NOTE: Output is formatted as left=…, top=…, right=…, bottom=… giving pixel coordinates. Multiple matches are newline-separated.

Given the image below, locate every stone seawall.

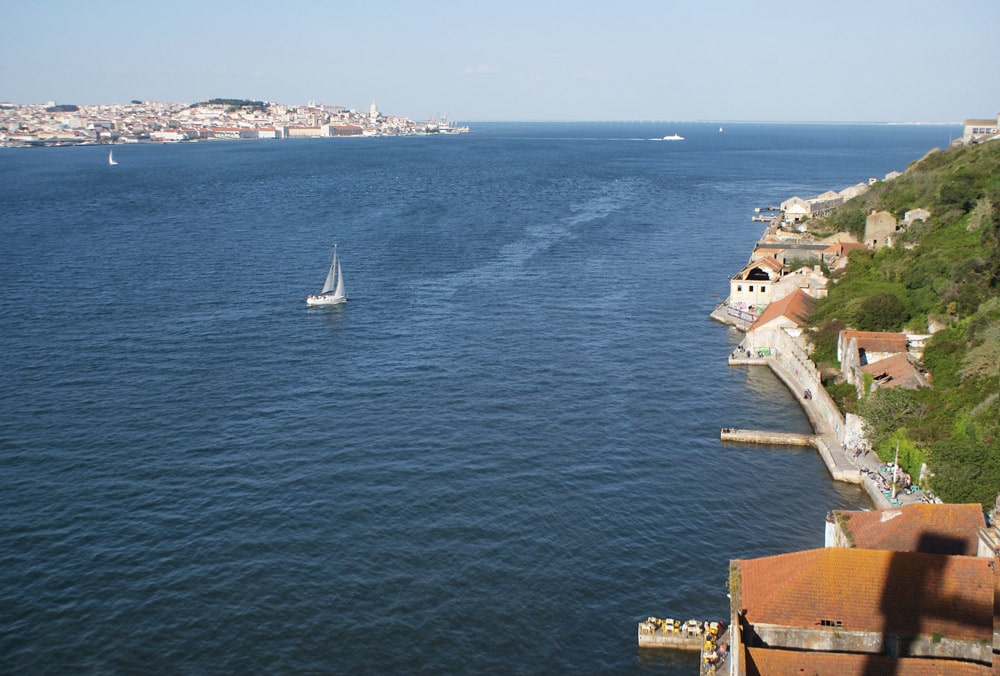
left=731, top=328, right=863, bottom=485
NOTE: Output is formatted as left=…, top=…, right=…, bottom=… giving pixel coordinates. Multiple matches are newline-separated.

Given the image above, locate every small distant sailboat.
left=719, top=126, right=724, bottom=133
left=108, top=149, right=118, bottom=165
left=662, top=133, right=684, bottom=141
left=306, top=245, right=347, bottom=306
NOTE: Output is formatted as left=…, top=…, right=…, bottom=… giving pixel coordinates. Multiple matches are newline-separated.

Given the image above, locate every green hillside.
left=809, top=139, right=1000, bottom=507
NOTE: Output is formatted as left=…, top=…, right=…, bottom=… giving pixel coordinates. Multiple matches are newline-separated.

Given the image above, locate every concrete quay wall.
left=735, top=328, right=862, bottom=485
left=753, top=623, right=992, bottom=664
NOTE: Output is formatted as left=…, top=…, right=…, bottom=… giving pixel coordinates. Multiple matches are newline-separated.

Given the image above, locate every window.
left=819, top=619, right=843, bottom=628
left=761, top=285, right=766, bottom=293
left=749, top=285, right=754, bottom=292
left=737, top=285, right=742, bottom=292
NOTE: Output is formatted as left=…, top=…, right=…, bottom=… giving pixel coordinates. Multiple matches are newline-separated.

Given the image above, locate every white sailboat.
left=108, top=149, right=118, bottom=165
left=306, top=245, right=347, bottom=306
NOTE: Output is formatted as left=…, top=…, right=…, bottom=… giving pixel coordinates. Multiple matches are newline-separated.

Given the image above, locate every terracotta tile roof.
left=736, top=548, right=993, bottom=641
left=749, top=289, right=815, bottom=331
left=860, top=353, right=928, bottom=389
left=842, top=330, right=908, bottom=354
left=835, top=503, right=985, bottom=555
left=745, top=646, right=992, bottom=675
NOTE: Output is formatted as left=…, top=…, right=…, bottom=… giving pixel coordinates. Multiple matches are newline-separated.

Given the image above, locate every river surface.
left=0, top=122, right=957, bottom=672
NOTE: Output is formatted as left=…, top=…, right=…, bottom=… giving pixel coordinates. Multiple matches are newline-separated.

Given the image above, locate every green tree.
left=851, top=292, right=909, bottom=331
left=857, top=387, right=926, bottom=448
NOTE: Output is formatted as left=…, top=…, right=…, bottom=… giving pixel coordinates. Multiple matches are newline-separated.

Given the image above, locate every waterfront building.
left=838, top=182, right=870, bottom=202
left=286, top=126, right=324, bottom=138
left=808, top=190, right=844, bottom=217
left=825, top=503, right=987, bottom=555
left=729, top=256, right=784, bottom=313
left=779, top=191, right=844, bottom=224
left=779, top=196, right=811, bottom=223
left=747, top=289, right=815, bottom=334
left=750, top=240, right=830, bottom=266
left=327, top=124, right=363, bottom=136
left=210, top=127, right=258, bottom=140
left=729, top=547, right=996, bottom=674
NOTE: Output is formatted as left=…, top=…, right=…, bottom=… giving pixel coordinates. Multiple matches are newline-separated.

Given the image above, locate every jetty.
left=637, top=618, right=729, bottom=673
left=720, top=427, right=818, bottom=448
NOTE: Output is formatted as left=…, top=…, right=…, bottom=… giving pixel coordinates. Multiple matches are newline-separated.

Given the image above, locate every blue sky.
left=2, top=0, right=997, bottom=122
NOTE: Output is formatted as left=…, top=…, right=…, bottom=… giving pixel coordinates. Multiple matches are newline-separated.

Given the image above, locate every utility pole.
left=892, top=441, right=899, bottom=500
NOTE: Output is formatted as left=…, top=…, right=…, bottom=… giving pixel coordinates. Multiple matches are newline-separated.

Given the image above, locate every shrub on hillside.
left=857, top=387, right=927, bottom=448
left=850, top=292, right=909, bottom=331
left=937, top=170, right=978, bottom=214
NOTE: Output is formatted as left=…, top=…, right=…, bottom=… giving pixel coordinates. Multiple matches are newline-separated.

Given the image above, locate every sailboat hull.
left=306, top=293, right=346, bottom=306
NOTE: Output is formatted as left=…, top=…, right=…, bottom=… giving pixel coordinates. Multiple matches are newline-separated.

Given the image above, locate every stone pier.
left=720, top=428, right=819, bottom=448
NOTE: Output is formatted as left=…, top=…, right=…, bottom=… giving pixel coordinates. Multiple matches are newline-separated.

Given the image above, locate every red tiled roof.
left=842, top=330, right=908, bottom=354
left=749, top=289, right=815, bottom=331
left=836, top=503, right=985, bottom=555
left=860, top=353, right=928, bottom=389
left=736, top=548, right=993, bottom=640
left=745, top=646, right=992, bottom=675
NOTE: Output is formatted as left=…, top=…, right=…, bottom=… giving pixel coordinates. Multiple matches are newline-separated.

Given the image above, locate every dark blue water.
left=0, top=122, right=956, bottom=673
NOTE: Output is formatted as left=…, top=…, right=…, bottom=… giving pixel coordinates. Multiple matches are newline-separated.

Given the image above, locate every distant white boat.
left=662, top=133, right=684, bottom=141
left=108, top=149, right=118, bottom=165
left=719, top=126, right=724, bottom=133
left=306, top=245, right=347, bottom=306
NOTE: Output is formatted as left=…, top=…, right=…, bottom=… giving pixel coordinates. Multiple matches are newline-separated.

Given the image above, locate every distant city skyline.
left=3, top=0, right=997, bottom=123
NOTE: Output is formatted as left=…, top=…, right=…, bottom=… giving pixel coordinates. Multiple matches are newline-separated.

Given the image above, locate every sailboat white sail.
left=108, top=149, right=118, bottom=165
left=306, top=245, right=347, bottom=306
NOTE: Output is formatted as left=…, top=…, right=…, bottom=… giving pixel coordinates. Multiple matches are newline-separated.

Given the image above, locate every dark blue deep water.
left=0, top=122, right=958, bottom=673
